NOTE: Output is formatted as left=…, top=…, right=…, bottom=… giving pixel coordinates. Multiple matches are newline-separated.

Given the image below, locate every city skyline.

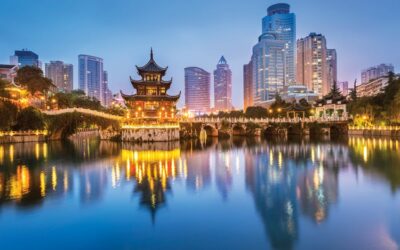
left=1, top=0, right=400, bottom=108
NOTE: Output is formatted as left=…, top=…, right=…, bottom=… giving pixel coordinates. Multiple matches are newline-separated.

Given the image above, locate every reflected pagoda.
left=120, top=49, right=181, bottom=142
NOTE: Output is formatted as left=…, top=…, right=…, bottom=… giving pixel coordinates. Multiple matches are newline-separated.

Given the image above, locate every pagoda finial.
left=150, top=47, right=154, bottom=60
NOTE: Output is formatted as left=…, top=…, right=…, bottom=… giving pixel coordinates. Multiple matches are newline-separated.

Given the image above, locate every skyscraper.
left=338, top=81, right=349, bottom=96
left=10, top=49, right=39, bottom=68
left=297, top=33, right=330, bottom=97
left=78, top=54, right=104, bottom=105
left=45, top=61, right=73, bottom=93
left=184, top=67, right=211, bottom=113
left=361, top=63, right=394, bottom=83
left=326, top=49, right=337, bottom=90
left=262, top=3, right=296, bottom=85
left=252, top=33, right=286, bottom=105
left=243, top=61, right=253, bottom=110
left=214, top=56, right=232, bottom=111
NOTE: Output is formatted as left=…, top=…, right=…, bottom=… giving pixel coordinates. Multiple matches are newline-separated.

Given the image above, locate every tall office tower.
left=252, top=32, right=286, bottom=106
left=10, top=49, right=39, bottom=67
left=45, top=61, right=73, bottom=93
left=338, top=81, right=349, bottom=96
left=78, top=54, right=104, bottom=105
left=243, top=61, right=253, bottom=110
left=102, top=71, right=111, bottom=106
left=262, top=3, right=296, bottom=85
left=326, top=49, right=337, bottom=90
left=297, top=33, right=329, bottom=97
left=361, top=63, right=394, bottom=83
left=184, top=67, right=211, bottom=113
left=214, top=56, right=232, bottom=111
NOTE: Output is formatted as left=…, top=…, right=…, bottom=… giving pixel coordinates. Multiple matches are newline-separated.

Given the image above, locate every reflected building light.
left=269, top=150, right=274, bottom=166
left=9, top=145, right=14, bottom=163
left=278, top=151, right=283, bottom=168
left=52, top=166, right=57, bottom=191
left=236, top=155, right=240, bottom=175
left=40, top=171, right=46, bottom=197
left=0, top=146, right=4, bottom=164
left=184, top=159, right=188, bottom=179
left=116, top=163, right=121, bottom=182
left=126, top=159, right=131, bottom=180
left=35, top=143, right=40, bottom=159
left=64, top=170, right=69, bottom=192
left=43, top=143, right=48, bottom=159
left=171, top=159, right=176, bottom=179
left=363, top=146, right=368, bottom=163
left=111, top=166, right=117, bottom=188
left=311, top=147, right=315, bottom=163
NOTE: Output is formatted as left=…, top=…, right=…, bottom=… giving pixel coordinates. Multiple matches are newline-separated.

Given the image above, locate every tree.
left=245, top=106, right=268, bottom=118
left=15, top=66, right=54, bottom=94
left=328, top=80, right=342, bottom=97
left=0, top=100, right=18, bottom=130
left=350, top=79, right=357, bottom=101
left=13, top=107, right=45, bottom=131
left=0, top=78, right=10, bottom=98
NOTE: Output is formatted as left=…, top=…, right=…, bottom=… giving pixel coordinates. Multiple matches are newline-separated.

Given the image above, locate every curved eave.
left=121, top=91, right=181, bottom=102
left=135, top=60, right=168, bottom=75
left=129, top=77, right=172, bottom=89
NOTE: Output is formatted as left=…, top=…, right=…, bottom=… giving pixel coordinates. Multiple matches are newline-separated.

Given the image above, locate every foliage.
left=15, top=66, right=54, bottom=95
left=0, top=79, right=10, bottom=98
left=0, top=100, right=18, bottom=130
left=13, top=107, right=45, bottom=131
left=54, top=91, right=103, bottom=110
left=349, top=79, right=357, bottom=101
left=245, top=106, right=268, bottom=118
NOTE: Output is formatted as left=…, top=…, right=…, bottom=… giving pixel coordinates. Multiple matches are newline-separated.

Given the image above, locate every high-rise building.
left=326, top=49, right=337, bottom=89
left=214, top=56, right=232, bottom=111
left=252, top=33, right=286, bottom=105
left=297, top=33, right=330, bottom=97
left=184, top=67, right=211, bottom=113
left=45, top=61, right=73, bottom=93
left=78, top=54, right=104, bottom=105
left=262, top=3, right=296, bottom=85
left=243, top=61, right=253, bottom=110
left=361, top=64, right=394, bottom=83
left=338, top=81, right=349, bottom=96
left=10, top=49, right=39, bottom=68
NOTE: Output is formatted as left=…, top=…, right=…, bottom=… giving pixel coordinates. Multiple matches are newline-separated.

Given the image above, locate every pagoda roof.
left=130, top=76, right=172, bottom=89
left=283, top=103, right=308, bottom=112
left=316, top=92, right=347, bottom=105
left=120, top=91, right=181, bottom=102
left=136, top=49, right=167, bottom=76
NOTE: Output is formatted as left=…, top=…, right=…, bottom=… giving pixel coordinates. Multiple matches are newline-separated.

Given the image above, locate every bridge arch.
left=203, top=124, right=218, bottom=137
left=232, top=124, right=246, bottom=136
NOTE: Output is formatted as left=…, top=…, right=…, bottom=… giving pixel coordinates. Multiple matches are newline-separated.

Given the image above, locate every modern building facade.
left=252, top=33, right=286, bottom=106
left=102, top=71, right=113, bottom=107
left=78, top=55, right=104, bottom=105
left=356, top=75, right=399, bottom=97
left=281, top=85, right=319, bottom=103
left=184, top=67, right=211, bottom=113
left=262, top=3, right=296, bottom=85
left=45, top=61, right=73, bottom=93
left=326, top=49, right=337, bottom=90
left=361, top=64, right=394, bottom=83
left=214, top=56, right=232, bottom=111
left=297, top=33, right=330, bottom=97
left=10, top=49, right=40, bottom=68
left=243, top=61, right=253, bottom=110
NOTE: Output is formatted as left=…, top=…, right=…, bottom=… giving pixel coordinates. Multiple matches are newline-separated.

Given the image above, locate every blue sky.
left=1, top=0, right=399, bottom=108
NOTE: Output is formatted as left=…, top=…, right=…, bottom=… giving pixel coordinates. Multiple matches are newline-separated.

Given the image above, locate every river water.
left=0, top=137, right=399, bottom=250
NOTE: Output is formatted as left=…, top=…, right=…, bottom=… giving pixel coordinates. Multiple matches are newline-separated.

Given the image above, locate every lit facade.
left=262, top=3, right=296, bottom=85
left=243, top=61, right=253, bottom=110
left=121, top=49, right=180, bottom=123
left=45, top=61, right=73, bottom=93
left=361, top=63, right=394, bottom=83
left=297, top=33, right=329, bottom=97
left=252, top=33, right=286, bottom=106
left=214, top=56, right=232, bottom=111
left=184, top=67, right=211, bottom=113
left=78, top=55, right=104, bottom=105
left=357, top=76, right=393, bottom=97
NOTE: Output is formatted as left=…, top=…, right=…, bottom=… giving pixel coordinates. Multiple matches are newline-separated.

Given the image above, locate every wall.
left=122, top=128, right=180, bottom=142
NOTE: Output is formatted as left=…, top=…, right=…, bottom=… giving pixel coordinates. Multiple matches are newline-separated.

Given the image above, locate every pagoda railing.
left=182, top=116, right=348, bottom=124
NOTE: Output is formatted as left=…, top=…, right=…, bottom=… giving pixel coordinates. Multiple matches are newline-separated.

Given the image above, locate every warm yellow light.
left=268, top=109, right=273, bottom=114
left=277, top=108, right=282, bottom=113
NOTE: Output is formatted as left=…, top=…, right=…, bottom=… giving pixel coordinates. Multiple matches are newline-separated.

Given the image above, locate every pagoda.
left=120, top=49, right=181, bottom=142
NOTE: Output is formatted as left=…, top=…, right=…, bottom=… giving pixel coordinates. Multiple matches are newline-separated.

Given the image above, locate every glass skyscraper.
left=184, top=67, right=211, bottom=113
left=10, top=49, right=40, bottom=68
left=214, top=56, right=232, bottom=111
left=262, top=3, right=296, bottom=85
left=78, top=55, right=104, bottom=105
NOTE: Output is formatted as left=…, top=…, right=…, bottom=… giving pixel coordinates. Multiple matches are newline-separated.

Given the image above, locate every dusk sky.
left=1, top=0, right=399, bottom=108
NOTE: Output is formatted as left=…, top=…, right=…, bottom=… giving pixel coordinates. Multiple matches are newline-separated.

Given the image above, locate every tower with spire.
left=213, top=56, right=232, bottom=111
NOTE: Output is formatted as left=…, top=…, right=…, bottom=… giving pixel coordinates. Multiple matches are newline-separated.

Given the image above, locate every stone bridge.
left=180, top=117, right=349, bottom=138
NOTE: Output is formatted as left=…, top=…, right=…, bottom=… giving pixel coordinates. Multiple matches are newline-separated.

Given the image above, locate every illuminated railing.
left=183, top=116, right=348, bottom=124
left=42, top=108, right=123, bottom=120
left=349, top=126, right=400, bottom=131
left=121, top=123, right=180, bottom=129
left=0, top=130, right=48, bottom=137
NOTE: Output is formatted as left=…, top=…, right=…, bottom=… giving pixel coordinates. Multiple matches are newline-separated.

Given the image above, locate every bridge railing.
left=184, top=116, right=348, bottom=124
left=42, top=108, right=123, bottom=121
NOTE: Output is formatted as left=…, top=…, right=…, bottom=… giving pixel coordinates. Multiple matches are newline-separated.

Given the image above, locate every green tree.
left=13, top=107, right=45, bottom=131
left=0, top=100, right=18, bottom=130
left=245, top=106, right=268, bottom=118
left=15, top=66, right=54, bottom=94
left=350, top=79, right=357, bottom=101
left=0, top=78, right=10, bottom=98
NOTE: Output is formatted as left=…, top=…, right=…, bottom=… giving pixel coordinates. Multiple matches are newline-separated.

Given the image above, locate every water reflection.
left=0, top=137, right=400, bottom=249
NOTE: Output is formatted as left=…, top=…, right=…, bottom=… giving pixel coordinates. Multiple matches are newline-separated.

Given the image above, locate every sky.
left=1, top=0, right=399, bottom=108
